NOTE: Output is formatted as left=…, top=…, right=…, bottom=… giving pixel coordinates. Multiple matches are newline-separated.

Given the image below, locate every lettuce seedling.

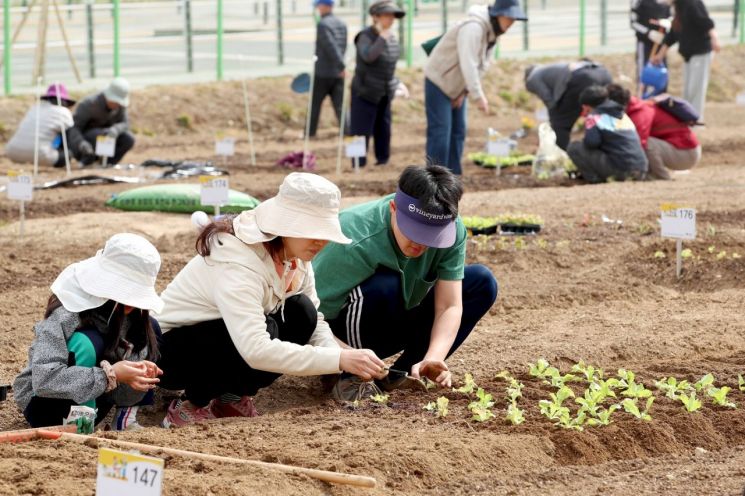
left=622, top=397, right=653, bottom=421
left=694, top=373, right=715, bottom=393
left=453, top=372, right=477, bottom=394
left=681, top=248, right=693, bottom=259
left=617, top=369, right=653, bottom=399
left=539, top=386, right=574, bottom=421
left=679, top=392, right=702, bottom=413
left=468, top=388, right=495, bottom=410
left=423, top=396, right=449, bottom=417
left=370, top=393, right=390, bottom=404
left=505, top=402, right=525, bottom=425
left=739, top=375, right=745, bottom=392
left=586, top=404, right=620, bottom=427
left=654, top=251, right=666, bottom=259
left=716, top=251, right=727, bottom=260
left=654, top=377, right=693, bottom=400
left=589, top=378, right=619, bottom=399
left=572, top=360, right=604, bottom=383
left=706, top=386, right=736, bottom=408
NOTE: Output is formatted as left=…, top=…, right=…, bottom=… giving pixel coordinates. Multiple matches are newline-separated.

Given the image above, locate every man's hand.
left=477, top=96, right=489, bottom=114
left=411, top=359, right=452, bottom=388
left=451, top=94, right=465, bottom=109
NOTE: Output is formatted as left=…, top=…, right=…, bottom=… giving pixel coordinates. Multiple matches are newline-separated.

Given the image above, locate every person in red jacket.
left=607, top=84, right=701, bottom=180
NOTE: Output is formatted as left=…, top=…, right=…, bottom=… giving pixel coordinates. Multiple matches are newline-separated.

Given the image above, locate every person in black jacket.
left=567, top=85, right=648, bottom=184
left=652, top=0, right=719, bottom=121
left=308, top=0, right=347, bottom=138
left=68, top=78, right=135, bottom=166
left=630, top=0, right=672, bottom=92
left=349, top=0, right=405, bottom=168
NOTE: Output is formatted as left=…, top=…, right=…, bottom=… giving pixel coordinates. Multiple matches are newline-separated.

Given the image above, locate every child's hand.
left=112, top=360, right=160, bottom=391
left=140, top=360, right=163, bottom=379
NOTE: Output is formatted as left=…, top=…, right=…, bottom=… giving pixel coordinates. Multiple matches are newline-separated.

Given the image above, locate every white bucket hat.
left=51, top=233, right=164, bottom=313
left=233, top=172, right=352, bottom=245
left=103, top=77, right=130, bottom=107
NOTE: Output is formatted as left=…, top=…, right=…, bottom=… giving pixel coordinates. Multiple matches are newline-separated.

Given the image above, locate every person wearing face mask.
left=630, top=0, right=672, bottom=93
left=312, top=165, right=498, bottom=397
left=349, top=0, right=407, bottom=168
left=423, top=0, right=527, bottom=175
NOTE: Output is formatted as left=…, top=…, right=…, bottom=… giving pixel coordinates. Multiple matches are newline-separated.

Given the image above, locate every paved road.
left=1, top=0, right=741, bottom=93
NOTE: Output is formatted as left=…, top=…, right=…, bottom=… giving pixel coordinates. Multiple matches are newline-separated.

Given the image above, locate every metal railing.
left=1, top=0, right=743, bottom=95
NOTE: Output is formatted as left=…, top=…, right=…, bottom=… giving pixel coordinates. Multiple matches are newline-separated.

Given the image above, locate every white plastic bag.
left=532, top=122, right=572, bottom=179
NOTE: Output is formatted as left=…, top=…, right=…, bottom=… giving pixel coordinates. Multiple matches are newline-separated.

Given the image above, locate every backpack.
left=655, top=96, right=700, bottom=125
left=421, top=35, right=442, bottom=56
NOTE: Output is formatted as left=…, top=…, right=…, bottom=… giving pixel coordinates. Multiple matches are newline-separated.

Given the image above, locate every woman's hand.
left=112, top=360, right=161, bottom=391
left=411, top=359, right=452, bottom=388
left=339, top=348, right=387, bottom=381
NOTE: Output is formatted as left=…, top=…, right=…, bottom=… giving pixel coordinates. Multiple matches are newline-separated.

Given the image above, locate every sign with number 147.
left=96, top=447, right=163, bottom=496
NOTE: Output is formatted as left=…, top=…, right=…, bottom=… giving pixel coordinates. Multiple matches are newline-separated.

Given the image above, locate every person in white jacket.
left=156, top=173, right=387, bottom=427
left=423, top=0, right=526, bottom=175
left=5, top=83, right=75, bottom=168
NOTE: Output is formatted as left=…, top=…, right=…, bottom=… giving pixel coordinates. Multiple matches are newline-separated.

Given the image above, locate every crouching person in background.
left=13, top=234, right=164, bottom=431
left=567, top=85, right=649, bottom=183
left=155, top=173, right=387, bottom=427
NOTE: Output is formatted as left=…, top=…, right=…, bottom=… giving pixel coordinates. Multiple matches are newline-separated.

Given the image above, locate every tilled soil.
left=1, top=49, right=745, bottom=495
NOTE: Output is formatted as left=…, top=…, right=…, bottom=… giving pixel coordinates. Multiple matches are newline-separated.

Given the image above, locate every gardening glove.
left=394, top=82, right=410, bottom=99
left=647, top=29, right=664, bottom=45
left=105, top=127, right=119, bottom=139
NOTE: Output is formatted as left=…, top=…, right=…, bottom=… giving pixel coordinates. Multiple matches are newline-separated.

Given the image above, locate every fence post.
left=263, top=2, right=268, bottom=24
left=579, top=0, right=586, bottom=57
left=398, top=0, right=404, bottom=60
left=441, top=0, right=447, bottom=33
left=86, top=0, right=95, bottom=78
left=600, top=0, right=607, bottom=46
left=3, top=0, right=10, bottom=95
left=113, top=0, right=120, bottom=76
left=522, top=0, right=528, bottom=51
left=277, top=0, right=284, bottom=65
left=406, top=0, right=413, bottom=67
left=217, top=0, right=223, bottom=80
left=740, top=0, right=744, bottom=44
left=361, top=0, right=368, bottom=30
left=184, top=0, right=193, bottom=72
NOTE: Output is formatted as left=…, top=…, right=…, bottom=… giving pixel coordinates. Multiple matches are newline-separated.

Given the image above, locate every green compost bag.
left=106, top=183, right=260, bottom=215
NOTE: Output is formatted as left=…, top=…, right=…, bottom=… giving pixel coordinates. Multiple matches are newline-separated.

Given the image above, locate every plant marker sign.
left=737, top=92, right=745, bottom=107
left=95, top=136, right=116, bottom=168
left=96, top=447, right=163, bottom=496
left=199, top=176, right=229, bottom=217
left=215, top=137, right=236, bottom=165
left=7, top=170, right=33, bottom=238
left=486, top=133, right=512, bottom=177
left=660, top=203, right=696, bottom=279
left=345, top=136, right=366, bottom=173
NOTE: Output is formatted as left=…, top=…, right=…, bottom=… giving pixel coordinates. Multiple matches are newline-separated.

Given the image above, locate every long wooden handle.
left=37, top=430, right=376, bottom=488
left=0, top=425, right=77, bottom=444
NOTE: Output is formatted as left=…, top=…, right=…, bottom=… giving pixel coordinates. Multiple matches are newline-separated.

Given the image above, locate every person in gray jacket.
left=424, top=0, right=526, bottom=175
left=308, top=0, right=347, bottom=138
left=13, top=233, right=164, bottom=431
left=525, top=60, right=612, bottom=151
left=68, top=78, right=135, bottom=166
left=349, top=0, right=405, bottom=168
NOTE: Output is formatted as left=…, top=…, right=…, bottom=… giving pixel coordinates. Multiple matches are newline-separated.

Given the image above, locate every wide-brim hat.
left=233, top=172, right=352, bottom=245
left=41, top=83, right=76, bottom=106
left=394, top=188, right=456, bottom=249
left=369, top=0, right=405, bottom=18
left=103, top=77, right=130, bottom=107
left=488, top=0, right=527, bottom=21
left=51, top=233, right=164, bottom=313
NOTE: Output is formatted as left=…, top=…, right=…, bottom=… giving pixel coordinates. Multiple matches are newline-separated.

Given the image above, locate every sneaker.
left=114, top=406, right=144, bottom=431
left=331, top=374, right=383, bottom=403
left=160, top=398, right=216, bottom=428
left=375, top=368, right=428, bottom=392
left=210, top=396, right=260, bottom=418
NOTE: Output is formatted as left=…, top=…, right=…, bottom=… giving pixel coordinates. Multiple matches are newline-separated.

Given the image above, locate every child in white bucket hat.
left=13, top=233, right=164, bottom=431
left=155, top=172, right=388, bottom=427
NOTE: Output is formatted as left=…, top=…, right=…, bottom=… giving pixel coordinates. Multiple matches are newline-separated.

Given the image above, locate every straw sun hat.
left=51, top=233, right=164, bottom=313
left=233, top=172, right=352, bottom=245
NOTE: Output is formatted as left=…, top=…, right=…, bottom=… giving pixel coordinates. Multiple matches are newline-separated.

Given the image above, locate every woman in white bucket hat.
left=155, top=172, right=387, bottom=427
left=13, top=233, right=164, bottom=431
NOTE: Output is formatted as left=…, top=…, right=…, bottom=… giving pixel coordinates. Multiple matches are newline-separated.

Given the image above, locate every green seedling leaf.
left=370, top=393, right=389, bottom=404
left=453, top=372, right=477, bottom=394
left=590, top=378, right=618, bottom=400
left=654, top=250, right=666, bottom=259
left=654, top=376, right=692, bottom=400
left=707, top=386, right=736, bottom=408
left=739, top=375, right=745, bottom=392
left=471, top=405, right=495, bottom=422
left=505, top=402, right=525, bottom=425
left=622, top=398, right=652, bottom=421
left=528, top=358, right=551, bottom=378
left=694, top=373, right=715, bottom=392
left=550, top=373, right=579, bottom=388
left=680, top=391, right=702, bottom=413
left=733, top=253, right=742, bottom=259
left=716, top=251, right=727, bottom=260
left=681, top=248, right=693, bottom=259
left=424, top=396, right=449, bottom=417
left=572, top=361, right=604, bottom=382
left=707, top=245, right=716, bottom=254
left=468, top=388, right=495, bottom=410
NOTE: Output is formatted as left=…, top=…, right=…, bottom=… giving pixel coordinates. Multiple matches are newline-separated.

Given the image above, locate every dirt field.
left=1, top=47, right=745, bottom=495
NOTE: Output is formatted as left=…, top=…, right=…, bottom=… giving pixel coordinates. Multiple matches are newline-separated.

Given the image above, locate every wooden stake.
left=37, top=430, right=376, bottom=488
left=50, top=0, right=82, bottom=83
left=32, top=0, right=50, bottom=84
left=676, top=239, right=682, bottom=279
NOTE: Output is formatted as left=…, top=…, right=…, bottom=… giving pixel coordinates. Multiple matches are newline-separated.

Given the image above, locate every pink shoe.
left=210, top=396, right=260, bottom=418
left=161, top=399, right=216, bottom=428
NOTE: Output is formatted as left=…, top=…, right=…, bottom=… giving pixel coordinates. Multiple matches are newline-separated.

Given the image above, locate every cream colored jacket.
left=155, top=233, right=341, bottom=376
left=424, top=5, right=496, bottom=101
